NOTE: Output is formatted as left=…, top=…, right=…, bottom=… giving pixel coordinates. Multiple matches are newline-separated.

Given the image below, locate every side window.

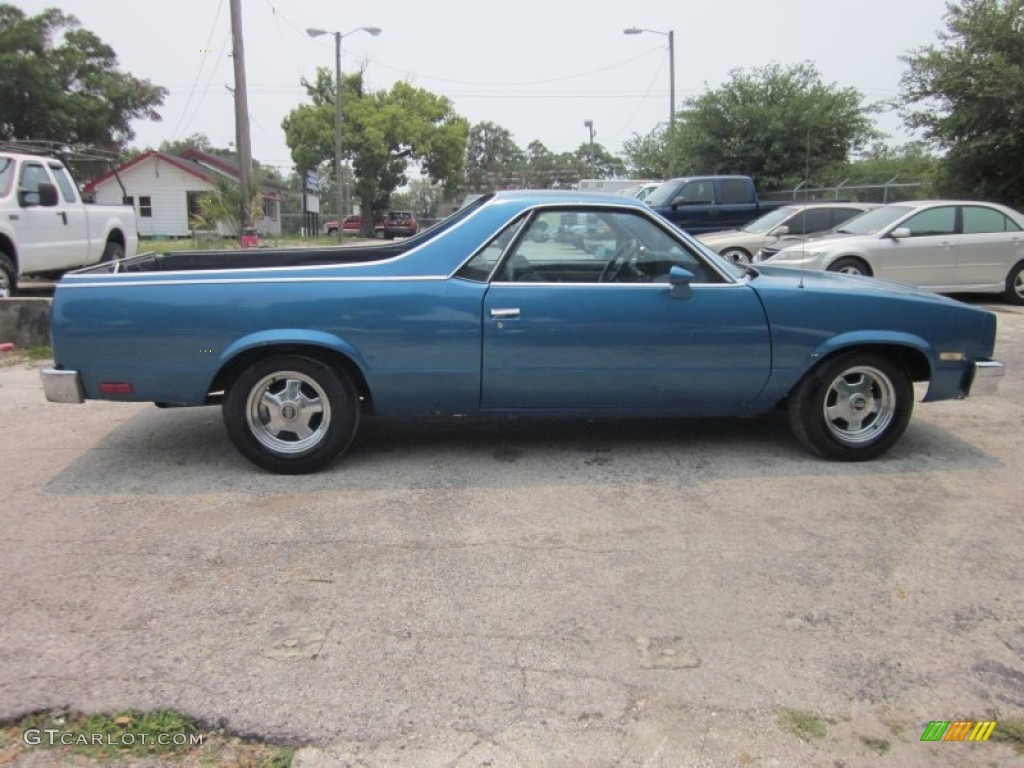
left=801, top=208, right=834, bottom=234
left=901, top=207, right=955, bottom=237
left=785, top=212, right=809, bottom=235
left=455, top=215, right=527, bottom=282
left=962, top=206, right=1020, bottom=234
left=677, top=181, right=714, bottom=205
left=19, top=163, right=49, bottom=193
left=718, top=179, right=750, bottom=205
left=0, top=158, right=13, bottom=197
left=490, top=208, right=721, bottom=285
left=48, top=164, right=78, bottom=203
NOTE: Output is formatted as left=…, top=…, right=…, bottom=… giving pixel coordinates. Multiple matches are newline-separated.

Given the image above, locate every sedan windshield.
left=742, top=206, right=797, bottom=234
left=834, top=205, right=912, bottom=235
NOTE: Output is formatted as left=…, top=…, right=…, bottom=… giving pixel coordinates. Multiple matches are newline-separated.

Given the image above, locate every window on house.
left=139, top=195, right=152, bottom=218
left=262, top=197, right=277, bottom=221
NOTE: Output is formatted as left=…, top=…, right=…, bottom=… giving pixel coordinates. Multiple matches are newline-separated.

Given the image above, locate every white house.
left=83, top=148, right=286, bottom=238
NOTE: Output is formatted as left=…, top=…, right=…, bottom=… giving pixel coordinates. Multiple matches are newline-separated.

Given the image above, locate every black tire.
left=828, top=257, right=872, bottom=277
left=101, top=240, right=125, bottom=263
left=223, top=355, right=360, bottom=474
left=0, top=252, right=16, bottom=298
left=720, top=247, right=751, bottom=264
left=326, top=227, right=338, bottom=236
left=1005, top=262, right=1024, bottom=305
left=788, top=352, right=913, bottom=461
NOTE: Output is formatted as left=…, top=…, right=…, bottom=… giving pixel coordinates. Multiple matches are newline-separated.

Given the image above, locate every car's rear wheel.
left=1005, top=262, right=1024, bottom=305
left=828, top=257, right=872, bottom=277
left=0, top=252, right=16, bottom=298
left=720, top=247, right=751, bottom=264
left=326, top=227, right=338, bottom=236
left=223, top=355, right=360, bottom=474
left=788, top=352, right=913, bottom=461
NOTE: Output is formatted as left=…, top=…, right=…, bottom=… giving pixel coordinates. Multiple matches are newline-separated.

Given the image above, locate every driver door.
left=477, top=209, right=771, bottom=412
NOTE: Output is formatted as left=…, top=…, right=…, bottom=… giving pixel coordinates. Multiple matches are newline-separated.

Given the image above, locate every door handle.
left=490, top=308, right=520, bottom=319
left=57, top=211, right=67, bottom=225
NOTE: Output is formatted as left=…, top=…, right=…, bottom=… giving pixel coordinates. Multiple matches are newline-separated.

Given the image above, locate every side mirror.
left=668, top=265, right=695, bottom=299
left=18, top=181, right=59, bottom=208
left=890, top=227, right=911, bottom=239
left=772, top=225, right=790, bottom=236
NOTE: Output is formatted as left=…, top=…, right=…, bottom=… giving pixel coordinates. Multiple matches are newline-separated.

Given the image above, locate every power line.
left=168, top=0, right=225, bottom=141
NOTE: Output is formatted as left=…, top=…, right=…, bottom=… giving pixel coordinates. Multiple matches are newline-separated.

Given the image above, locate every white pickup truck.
left=0, top=149, right=138, bottom=297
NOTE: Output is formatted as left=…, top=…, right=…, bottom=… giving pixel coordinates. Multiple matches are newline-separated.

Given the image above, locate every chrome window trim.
left=58, top=275, right=449, bottom=289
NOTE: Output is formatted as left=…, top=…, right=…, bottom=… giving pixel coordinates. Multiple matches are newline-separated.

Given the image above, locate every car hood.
left=749, top=264, right=958, bottom=303
left=769, top=231, right=875, bottom=257
left=697, top=229, right=744, bottom=242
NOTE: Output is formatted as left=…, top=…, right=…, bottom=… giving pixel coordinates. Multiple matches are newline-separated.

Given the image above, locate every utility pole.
left=229, top=0, right=254, bottom=234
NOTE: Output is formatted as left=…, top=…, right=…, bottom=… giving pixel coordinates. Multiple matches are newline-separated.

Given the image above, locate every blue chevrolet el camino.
left=42, top=191, right=1004, bottom=473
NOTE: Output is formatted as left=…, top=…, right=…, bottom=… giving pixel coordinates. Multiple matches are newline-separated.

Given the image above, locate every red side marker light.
left=98, top=382, right=134, bottom=394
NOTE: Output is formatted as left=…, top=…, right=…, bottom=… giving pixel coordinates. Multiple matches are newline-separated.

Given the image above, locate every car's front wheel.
left=1005, top=262, right=1024, bottom=305
left=828, top=257, right=872, bottom=277
left=788, top=352, right=913, bottom=461
left=720, top=247, right=751, bottom=264
left=223, top=355, right=360, bottom=474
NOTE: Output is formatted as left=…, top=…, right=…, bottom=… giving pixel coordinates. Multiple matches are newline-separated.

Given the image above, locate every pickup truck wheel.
left=788, top=352, right=913, bottom=461
left=0, top=253, right=15, bottom=298
left=101, top=241, right=125, bottom=263
left=223, top=355, right=360, bottom=474
left=720, top=247, right=751, bottom=265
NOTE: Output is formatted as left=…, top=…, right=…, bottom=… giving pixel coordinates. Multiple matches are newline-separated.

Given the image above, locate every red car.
left=324, top=212, right=419, bottom=239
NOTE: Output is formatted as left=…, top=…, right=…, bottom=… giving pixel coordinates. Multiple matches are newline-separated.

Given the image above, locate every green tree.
left=465, top=121, right=525, bottom=192
left=622, top=127, right=669, bottom=179
left=189, top=174, right=262, bottom=237
left=839, top=142, right=940, bottom=200
left=282, top=69, right=468, bottom=236
left=0, top=4, right=166, bottom=150
left=668, top=62, right=877, bottom=189
left=574, top=142, right=627, bottom=179
left=900, top=0, right=1024, bottom=208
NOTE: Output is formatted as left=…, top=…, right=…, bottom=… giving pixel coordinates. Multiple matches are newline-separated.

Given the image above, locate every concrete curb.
left=0, top=298, right=52, bottom=347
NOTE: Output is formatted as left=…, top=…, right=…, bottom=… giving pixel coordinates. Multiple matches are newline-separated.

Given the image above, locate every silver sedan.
left=761, top=200, right=1024, bottom=304
left=698, top=202, right=875, bottom=264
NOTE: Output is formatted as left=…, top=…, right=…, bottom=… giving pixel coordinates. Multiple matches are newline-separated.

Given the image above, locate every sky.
left=15, top=0, right=954, bottom=175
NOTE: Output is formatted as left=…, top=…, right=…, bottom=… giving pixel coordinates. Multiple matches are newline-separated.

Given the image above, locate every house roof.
left=83, top=148, right=288, bottom=196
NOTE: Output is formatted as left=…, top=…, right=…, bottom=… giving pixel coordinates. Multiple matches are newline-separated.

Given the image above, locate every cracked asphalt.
left=1, top=303, right=1022, bottom=766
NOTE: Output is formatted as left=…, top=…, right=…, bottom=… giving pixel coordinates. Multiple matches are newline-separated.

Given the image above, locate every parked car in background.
left=644, top=175, right=790, bottom=235
left=698, top=202, right=876, bottom=264
left=760, top=200, right=1024, bottom=303
left=0, top=146, right=137, bottom=296
left=43, top=190, right=1003, bottom=474
left=383, top=210, right=418, bottom=238
left=621, top=182, right=661, bottom=202
left=323, top=214, right=385, bottom=237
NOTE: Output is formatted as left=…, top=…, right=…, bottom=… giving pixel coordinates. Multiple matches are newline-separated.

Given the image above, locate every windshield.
left=743, top=206, right=797, bottom=234
left=0, top=157, right=13, bottom=197
left=834, top=205, right=912, bottom=235
left=643, top=180, right=682, bottom=207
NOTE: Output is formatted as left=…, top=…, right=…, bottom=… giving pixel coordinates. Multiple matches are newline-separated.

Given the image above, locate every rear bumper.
left=40, top=368, right=84, bottom=403
left=968, top=359, right=1004, bottom=397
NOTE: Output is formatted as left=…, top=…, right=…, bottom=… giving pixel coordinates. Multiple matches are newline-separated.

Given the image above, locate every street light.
left=306, top=25, right=382, bottom=240
left=624, top=26, right=675, bottom=178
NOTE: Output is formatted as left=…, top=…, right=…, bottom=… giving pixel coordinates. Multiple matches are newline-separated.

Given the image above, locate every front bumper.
left=40, top=368, right=84, bottom=403
left=969, top=360, right=1004, bottom=397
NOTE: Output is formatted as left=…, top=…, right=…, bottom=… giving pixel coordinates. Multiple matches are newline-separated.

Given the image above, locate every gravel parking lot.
left=1, top=304, right=1022, bottom=767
